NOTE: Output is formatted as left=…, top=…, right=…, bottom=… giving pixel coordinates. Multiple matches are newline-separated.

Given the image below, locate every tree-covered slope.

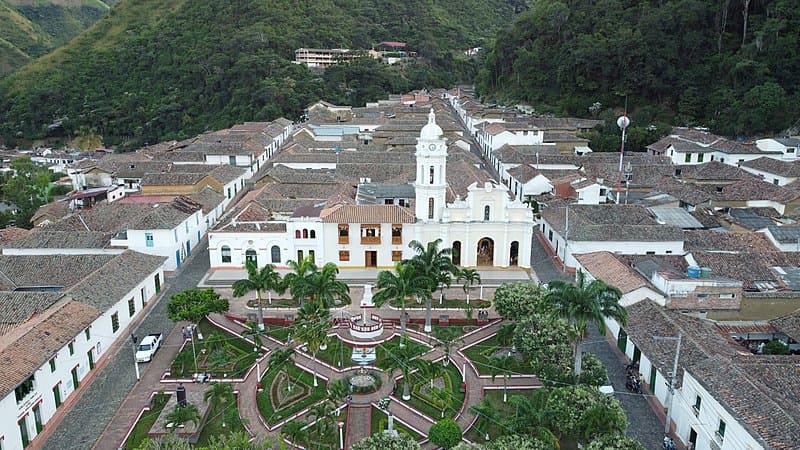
left=0, top=0, right=110, bottom=77
left=0, top=0, right=516, bottom=148
left=478, top=0, right=800, bottom=137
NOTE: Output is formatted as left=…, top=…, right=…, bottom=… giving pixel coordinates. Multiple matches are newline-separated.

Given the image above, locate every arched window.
left=302, top=229, right=309, bottom=239
left=221, top=246, right=231, bottom=263
left=271, top=245, right=281, bottom=263
left=484, top=205, right=490, bottom=221
left=428, top=198, right=435, bottom=219
left=245, top=249, right=257, bottom=265
left=310, top=230, right=316, bottom=238
left=429, top=166, right=435, bottom=184
left=295, top=230, right=301, bottom=239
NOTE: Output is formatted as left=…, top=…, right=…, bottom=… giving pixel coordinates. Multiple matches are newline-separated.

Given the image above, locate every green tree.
left=350, top=432, right=421, bottom=450
left=763, top=339, right=790, bottom=355
left=578, top=353, right=608, bottom=387
left=430, top=386, right=453, bottom=418
left=428, top=418, right=462, bottom=449
left=489, top=355, right=515, bottom=402
left=382, top=339, right=423, bottom=400
left=268, top=348, right=296, bottom=392
left=166, top=288, right=229, bottom=325
left=485, top=434, right=554, bottom=450
left=285, top=257, right=350, bottom=308
left=232, top=260, right=284, bottom=330
left=584, top=434, right=645, bottom=450
left=493, top=282, right=549, bottom=319
left=293, top=301, right=331, bottom=387
left=203, top=382, right=234, bottom=428
left=513, top=314, right=573, bottom=386
left=546, top=271, right=626, bottom=377
left=458, top=268, right=481, bottom=304
left=545, top=385, right=626, bottom=443
left=433, top=327, right=463, bottom=365
left=504, top=392, right=558, bottom=447
left=281, top=419, right=308, bottom=448
left=407, top=239, right=458, bottom=331
left=373, top=261, right=432, bottom=340
left=164, top=403, right=201, bottom=431
left=327, top=378, right=350, bottom=415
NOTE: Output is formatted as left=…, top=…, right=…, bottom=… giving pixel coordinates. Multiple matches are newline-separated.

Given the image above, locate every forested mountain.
left=0, top=0, right=516, bottom=149
left=478, top=0, right=800, bottom=137
left=0, top=0, right=112, bottom=77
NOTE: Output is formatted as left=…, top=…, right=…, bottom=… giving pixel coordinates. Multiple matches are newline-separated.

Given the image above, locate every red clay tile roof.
left=574, top=252, right=647, bottom=294
left=321, top=204, right=415, bottom=223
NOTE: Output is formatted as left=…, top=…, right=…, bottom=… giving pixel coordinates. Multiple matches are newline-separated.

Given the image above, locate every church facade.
left=208, top=109, right=534, bottom=270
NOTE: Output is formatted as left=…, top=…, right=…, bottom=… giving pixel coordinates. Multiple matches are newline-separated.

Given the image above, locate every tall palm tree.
left=407, top=239, right=458, bottom=331
left=382, top=340, right=423, bottom=400
left=232, top=261, right=285, bottom=330
left=327, top=378, right=349, bottom=416
left=418, top=359, right=446, bottom=389
left=458, top=268, right=481, bottom=304
left=294, top=301, right=331, bottom=387
left=373, top=261, right=432, bottom=341
left=203, top=382, right=234, bottom=428
left=281, top=419, right=308, bottom=448
left=309, top=401, right=335, bottom=436
left=165, top=403, right=201, bottom=431
left=546, top=270, right=627, bottom=377
left=285, top=257, right=351, bottom=308
left=268, top=348, right=296, bottom=391
left=506, top=392, right=559, bottom=448
left=489, top=355, right=515, bottom=402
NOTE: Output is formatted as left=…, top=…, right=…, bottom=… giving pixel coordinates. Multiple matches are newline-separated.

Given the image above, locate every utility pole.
left=562, top=205, right=569, bottom=272
left=130, top=334, right=140, bottom=381
left=653, top=333, right=682, bottom=435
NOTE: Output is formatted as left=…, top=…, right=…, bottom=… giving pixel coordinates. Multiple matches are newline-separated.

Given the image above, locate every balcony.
left=361, top=236, right=381, bottom=245
left=392, top=236, right=402, bottom=245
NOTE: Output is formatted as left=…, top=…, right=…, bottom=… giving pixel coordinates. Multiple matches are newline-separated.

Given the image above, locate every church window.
left=484, top=205, right=491, bottom=221
left=271, top=246, right=281, bottom=263
left=295, top=230, right=301, bottom=239
left=429, top=167, right=435, bottom=184
left=310, top=230, right=316, bottom=238
left=302, top=229, right=308, bottom=238
left=221, top=246, right=231, bottom=263
left=428, top=198, right=435, bottom=219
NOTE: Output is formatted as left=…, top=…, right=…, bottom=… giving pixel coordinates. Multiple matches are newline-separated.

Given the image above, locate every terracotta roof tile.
left=573, top=252, right=647, bottom=293
left=321, top=204, right=415, bottom=223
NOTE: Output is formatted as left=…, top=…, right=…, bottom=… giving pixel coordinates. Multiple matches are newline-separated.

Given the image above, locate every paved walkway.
left=530, top=230, right=572, bottom=284
left=34, top=243, right=211, bottom=450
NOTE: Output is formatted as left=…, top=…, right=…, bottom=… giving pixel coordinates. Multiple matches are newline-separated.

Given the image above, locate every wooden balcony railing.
left=338, top=236, right=349, bottom=244
left=361, top=236, right=381, bottom=245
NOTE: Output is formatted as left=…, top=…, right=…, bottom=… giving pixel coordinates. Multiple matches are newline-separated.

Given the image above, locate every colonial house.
left=650, top=128, right=782, bottom=166
left=605, top=300, right=800, bottom=450
left=538, top=204, right=684, bottom=270
left=739, top=157, right=800, bottom=186
left=573, top=252, right=664, bottom=306
left=0, top=251, right=166, bottom=449
left=754, top=137, right=800, bottom=159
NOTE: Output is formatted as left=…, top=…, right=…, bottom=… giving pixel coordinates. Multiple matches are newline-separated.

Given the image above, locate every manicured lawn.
left=401, top=362, right=465, bottom=420
left=169, top=319, right=259, bottom=379
left=314, top=336, right=357, bottom=368
left=465, top=389, right=537, bottom=442
left=122, top=393, right=170, bottom=449
left=256, top=363, right=328, bottom=425
left=196, top=395, right=247, bottom=445
left=376, top=337, right=431, bottom=370
left=431, top=324, right=476, bottom=341
left=461, top=335, right=535, bottom=375
left=262, top=323, right=293, bottom=343
left=370, top=406, right=426, bottom=441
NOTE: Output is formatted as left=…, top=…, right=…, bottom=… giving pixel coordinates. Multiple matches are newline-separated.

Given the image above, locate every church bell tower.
left=414, top=108, right=448, bottom=222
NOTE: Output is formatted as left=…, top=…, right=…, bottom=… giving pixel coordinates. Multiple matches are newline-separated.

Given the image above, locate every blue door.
left=186, top=240, right=191, bottom=256
left=175, top=250, right=181, bottom=269
left=197, top=230, right=201, bottom=243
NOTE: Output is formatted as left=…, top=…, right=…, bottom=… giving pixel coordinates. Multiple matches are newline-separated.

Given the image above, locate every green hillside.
left=0, top=0, right=516, bottom=148
left=0, top=0, right=110, bottom=77
left=478, top=0, right=800, bottom=137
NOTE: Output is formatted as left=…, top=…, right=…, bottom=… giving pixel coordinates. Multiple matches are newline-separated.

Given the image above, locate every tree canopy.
left=166, top=288, right=229, bottom=324
left=350, top=432, right=421, bottom=450
left=428, top=418, right=463, bottom=449
left=478, top=0, right=800, bottom=137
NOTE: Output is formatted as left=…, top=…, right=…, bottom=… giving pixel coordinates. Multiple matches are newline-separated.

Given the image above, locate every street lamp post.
left=616, top=114, right=631, bottom=204
left=130, top=334, right=140, bottom=381
left=654, top=333, right=683, bottom=435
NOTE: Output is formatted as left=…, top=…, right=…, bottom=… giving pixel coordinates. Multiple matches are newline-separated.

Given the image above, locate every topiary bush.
left=428, top=418, right=462, bottom=449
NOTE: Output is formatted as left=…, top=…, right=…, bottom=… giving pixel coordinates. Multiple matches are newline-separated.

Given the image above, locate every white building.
left=0, top=251, right=166, bottom=450
left=605, top=300, right=800, bottom=450
left=207, top=109, right=536, bottom=270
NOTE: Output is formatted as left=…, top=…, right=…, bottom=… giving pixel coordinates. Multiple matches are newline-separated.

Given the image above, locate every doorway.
left=452, top=241, right=461, bottom=266
left=476, top=238, right=494, bottom=266
left=365, top=251, right=377, bottom=268
left=689, top=428, right=697, bottom=449
left=246, top=249, right=257, bottom=265
left=509, top=241, right=519, bottom=266
left=87, top=349, right=95, bottom=370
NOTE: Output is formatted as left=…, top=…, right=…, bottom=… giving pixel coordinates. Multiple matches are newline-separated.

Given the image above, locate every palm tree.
left=489, top=355, right=515, bottom=402
left=281, top=419, right=308, bottom=448
left=382, top=340, right=423, bottom=400
left=373, top=261, right=432, bottom=341
left=309, top=401, right=335, bottom=436
left=243, top=321, right=264, bottom=353
left=468, top=397, right=500, bottom=440
left=407, top=239, right=458, bottom=331
left=327, top=378, right=350, bottom=416
left=506, top=392, right=559, bottom=448
left=458, top=268, right=481, bottom=304
left=268, top=348, right=296, bottom=392
left=433, top=328, right=462, bottom=366
left=204, top=382, right=234, bottom=428
left=294, top=301, right=332, bottom=387
left=285, top=258, right=351, bottom=308
left=497, top=322, right=516, bottom=352
left=165, top=403, right=201, bottom=431
left=232, top=261, right=285, bottom=330
left=418, top=359, right=446, bottom=389
left=546, top=270, right=627, bottom=377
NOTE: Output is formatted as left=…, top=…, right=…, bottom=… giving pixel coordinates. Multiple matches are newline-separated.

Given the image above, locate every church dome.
left=420, top=108, right=443, bottom=140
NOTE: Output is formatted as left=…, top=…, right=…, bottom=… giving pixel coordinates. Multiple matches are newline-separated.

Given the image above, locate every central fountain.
left=349, top=284, right=384, bottom=339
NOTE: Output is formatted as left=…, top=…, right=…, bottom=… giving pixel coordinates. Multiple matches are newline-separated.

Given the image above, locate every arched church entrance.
left=477, top=238, right=494, bottom=266
left=510, top=241, right=519, bottom=266
left=452, top=241, right=462, bottom=266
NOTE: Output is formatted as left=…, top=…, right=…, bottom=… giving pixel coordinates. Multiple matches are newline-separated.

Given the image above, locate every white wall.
left=209, top=231, right=293, bottom=268
left=111, top=210, right=205, bottom=270
left=740, top=166, right=797, bottom=186
left=322, top=222, right=409, bottom=268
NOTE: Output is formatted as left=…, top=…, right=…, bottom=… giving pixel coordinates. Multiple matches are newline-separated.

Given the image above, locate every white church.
left=208, top=109, right=535, bottom=270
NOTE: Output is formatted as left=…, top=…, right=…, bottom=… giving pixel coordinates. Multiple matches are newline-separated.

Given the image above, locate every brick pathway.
left=344, top=405, right=372, bottom=448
